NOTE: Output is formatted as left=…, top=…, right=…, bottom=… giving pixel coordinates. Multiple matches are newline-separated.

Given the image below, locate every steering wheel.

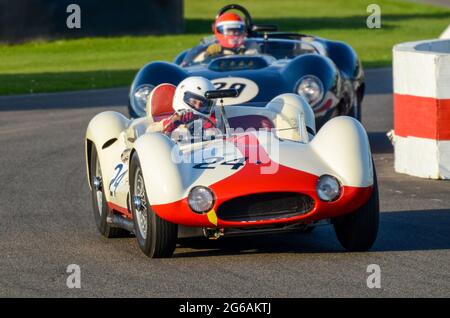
left=185, top=114, right=218, bottom=138
left=215, top=4, right=254, bottom=36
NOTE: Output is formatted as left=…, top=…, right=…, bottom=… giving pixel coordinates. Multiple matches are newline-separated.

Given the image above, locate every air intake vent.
left=217, top=192, right=314, bottom=222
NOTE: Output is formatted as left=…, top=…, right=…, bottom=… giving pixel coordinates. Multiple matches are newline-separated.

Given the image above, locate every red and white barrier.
left=392, top=39, right=450, bottom=179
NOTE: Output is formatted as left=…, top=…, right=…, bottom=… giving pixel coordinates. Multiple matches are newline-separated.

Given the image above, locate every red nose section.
left=150, top=132, right=373, bottom=227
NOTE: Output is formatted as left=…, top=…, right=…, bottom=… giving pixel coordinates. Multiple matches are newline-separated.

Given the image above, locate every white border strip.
left=393, top=39, right=450, bottom=99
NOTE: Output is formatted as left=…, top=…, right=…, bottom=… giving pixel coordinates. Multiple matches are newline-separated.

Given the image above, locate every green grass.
left=1, top=0, right=449, bottom=95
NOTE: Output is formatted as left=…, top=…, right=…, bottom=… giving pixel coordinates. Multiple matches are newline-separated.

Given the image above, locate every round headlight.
left=296, top=75, right=324, bottom=107
left=133, top=84, right=154, bottom=113
left=316, top=175, right=341, bottom=202
left=188, top=186, right=215, bottom=213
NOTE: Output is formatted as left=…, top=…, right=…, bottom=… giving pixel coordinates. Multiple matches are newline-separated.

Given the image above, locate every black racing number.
left=229, top=83, right=246, bottom=96
left=213, top=82, right=246, bottom=97
left=192, top=156, right=223, bottom=169
left=193, top=157, right=246, bottom=170
left=220, top=157, right=246, bottom=170
left=213, top=82, right=227, bottom=90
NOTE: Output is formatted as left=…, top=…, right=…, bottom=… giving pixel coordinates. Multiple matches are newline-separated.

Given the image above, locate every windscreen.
left=181, top=38, right=319, bottom=67
left=170, top=100, right=312, bottom=145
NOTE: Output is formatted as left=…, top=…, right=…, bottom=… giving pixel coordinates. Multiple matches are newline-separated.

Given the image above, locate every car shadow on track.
left=373, top=209, right=450, bottom=252
left=173, top=209, right=450, bottom=258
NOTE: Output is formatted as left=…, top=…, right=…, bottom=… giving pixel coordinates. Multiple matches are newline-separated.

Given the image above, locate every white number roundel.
left=211, top=77, right=259, bottom=105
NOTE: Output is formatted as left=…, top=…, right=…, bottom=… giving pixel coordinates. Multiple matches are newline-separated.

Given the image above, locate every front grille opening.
left=217, top=192, right=315, bottom=222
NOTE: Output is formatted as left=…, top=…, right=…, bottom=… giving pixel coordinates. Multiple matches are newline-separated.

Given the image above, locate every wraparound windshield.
left=181, top=38, right=320, bottom=67
left=169, top=101, right=311, bottom=146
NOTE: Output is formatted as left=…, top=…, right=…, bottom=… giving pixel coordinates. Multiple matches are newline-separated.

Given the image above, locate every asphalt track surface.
left=0, top=68, right=449, bottom=297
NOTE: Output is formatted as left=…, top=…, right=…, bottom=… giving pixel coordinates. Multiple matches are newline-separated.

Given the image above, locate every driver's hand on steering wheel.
left=173, top=110, right=194, bottom=124
left=162, top=110, right=194, bottom=135
left=206, top=43, right=222, bottom=56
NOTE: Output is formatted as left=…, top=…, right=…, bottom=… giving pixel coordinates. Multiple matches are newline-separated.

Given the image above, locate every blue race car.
left=128, top=4, right=364, bottom=128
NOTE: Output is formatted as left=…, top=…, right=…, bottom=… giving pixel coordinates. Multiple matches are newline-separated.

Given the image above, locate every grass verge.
left=1, top=0, right=449, bottom=95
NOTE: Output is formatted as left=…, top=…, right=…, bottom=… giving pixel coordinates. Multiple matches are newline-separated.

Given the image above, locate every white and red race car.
left=85, top=84, right=379, bottom=258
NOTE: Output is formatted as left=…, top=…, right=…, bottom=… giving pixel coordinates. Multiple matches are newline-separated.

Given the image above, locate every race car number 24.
left=192, top=156, right=247, bottom=170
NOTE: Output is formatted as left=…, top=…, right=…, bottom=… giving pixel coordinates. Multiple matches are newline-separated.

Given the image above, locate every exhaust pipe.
left=107, top=213, right=134, bottom=233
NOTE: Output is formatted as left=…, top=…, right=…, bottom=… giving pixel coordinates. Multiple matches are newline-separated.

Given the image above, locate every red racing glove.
left=177, top=110, right=194, bottom=124
left=162, top=111, right=194, bottom=134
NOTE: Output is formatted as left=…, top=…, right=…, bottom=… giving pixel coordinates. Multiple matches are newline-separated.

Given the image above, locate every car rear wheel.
left=90, top=144, right=128, bottom=238
left=332, top=163, right=379, bottom=251
left=129, top=152, right=177, bottom=258
left=352, top=85, right=364, bottom=121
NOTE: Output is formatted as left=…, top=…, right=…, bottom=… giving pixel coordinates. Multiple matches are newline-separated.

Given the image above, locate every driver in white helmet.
left=147, top=76, right=217, bottom=135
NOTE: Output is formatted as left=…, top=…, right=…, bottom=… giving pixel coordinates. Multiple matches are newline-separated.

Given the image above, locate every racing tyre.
left=90, top=144, right=128, bottom=238
left=355, top=99, right=362, bottom=122
left=302, top=225, right=316, bottom=233
left=352, top=86, right=364, bottom=122
left=350, top=98, right=362, bottom=122
left=333, top=163, right=379, bottom=251
left=129, top=152, right=178, bottom=258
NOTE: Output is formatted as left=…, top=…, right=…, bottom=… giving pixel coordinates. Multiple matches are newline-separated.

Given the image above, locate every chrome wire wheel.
left=133, top=167, right=148, bottom=240
left=94, top=159, right=103, bottom=216
left=129, top=152, right=177, bottom=258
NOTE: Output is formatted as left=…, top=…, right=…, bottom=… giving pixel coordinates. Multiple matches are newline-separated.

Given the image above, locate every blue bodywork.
left=128, top=36, right=364, bottom=128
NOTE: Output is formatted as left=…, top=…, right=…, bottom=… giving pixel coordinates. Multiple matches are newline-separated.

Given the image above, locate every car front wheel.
left=129, top=152, right=177, bottom=258
left=332, top=163, right=379, bottom=251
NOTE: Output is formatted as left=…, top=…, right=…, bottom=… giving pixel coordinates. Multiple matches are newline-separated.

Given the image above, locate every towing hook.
left=203, top=228, right=224, bottom=240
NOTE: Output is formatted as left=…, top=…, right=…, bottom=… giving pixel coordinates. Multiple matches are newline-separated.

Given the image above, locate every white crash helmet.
left=173, top=76, right=216, bottom=116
